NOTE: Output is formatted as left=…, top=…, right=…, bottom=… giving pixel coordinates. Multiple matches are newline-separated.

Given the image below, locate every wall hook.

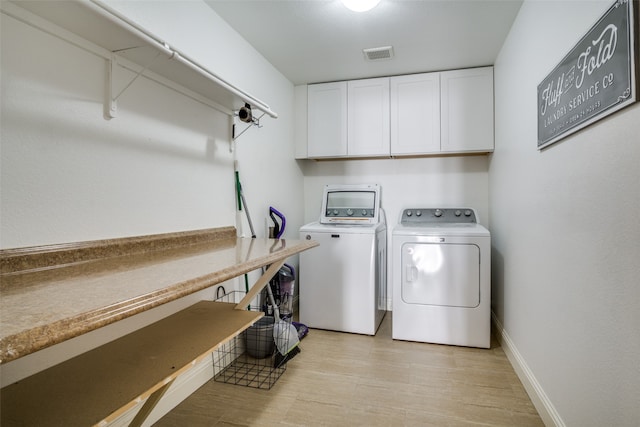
left=232, top=110, right=265, bottom=141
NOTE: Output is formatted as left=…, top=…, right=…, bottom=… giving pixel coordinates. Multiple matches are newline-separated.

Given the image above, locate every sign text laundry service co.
left=537, top=0, right=638, bottom=149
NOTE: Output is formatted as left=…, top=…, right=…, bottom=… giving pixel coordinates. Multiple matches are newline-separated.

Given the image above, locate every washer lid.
left=320, top=184, right=381, bottom=225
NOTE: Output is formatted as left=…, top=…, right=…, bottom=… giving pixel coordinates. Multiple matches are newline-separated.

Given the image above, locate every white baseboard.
left=491, top=312, right=565, bottom=427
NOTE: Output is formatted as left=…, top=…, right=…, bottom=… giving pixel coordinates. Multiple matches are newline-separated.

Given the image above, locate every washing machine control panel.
left=401, top=208, right=477, bottom=225
left=320, top=184, right=381, bottom=225
left=326, top=208, right=375, bottom=218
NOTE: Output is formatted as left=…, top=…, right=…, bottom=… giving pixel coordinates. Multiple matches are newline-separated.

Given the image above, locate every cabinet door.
left=307, top=82, right=347, bottom=158
left=347, top=77, right=390, bottom=157
left=390, top=73, right=441, bottom=155
left=441, top=67, right=494, bottom=153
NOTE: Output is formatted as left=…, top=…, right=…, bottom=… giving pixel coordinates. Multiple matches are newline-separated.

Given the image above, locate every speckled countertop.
left=0, top=228, right=318, bottom=363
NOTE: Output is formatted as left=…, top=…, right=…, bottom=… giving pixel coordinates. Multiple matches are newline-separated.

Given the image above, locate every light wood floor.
left=156, top=314, right=543, bottom=426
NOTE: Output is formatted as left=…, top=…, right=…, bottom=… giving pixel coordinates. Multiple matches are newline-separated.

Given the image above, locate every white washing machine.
left=299, top=184, right=386, bottom=335
left=392, top=208, right=491, bottom=348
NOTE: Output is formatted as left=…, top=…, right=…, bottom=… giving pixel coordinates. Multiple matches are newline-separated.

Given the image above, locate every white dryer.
left=392, top=208, right=491, bottom=348
left=299, top=184, right=386, bottom=335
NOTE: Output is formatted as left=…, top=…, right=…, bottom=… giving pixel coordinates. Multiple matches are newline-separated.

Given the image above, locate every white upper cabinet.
left=390, top=73, right=441, bottom=155
left=307, top=82, right=348, bottom=158
left=347, top=77, right=390, bottom=157
left=305, top=67, right=494, bottom=159
left=440, top=67, right=494, bottom=153
left=307, top=78, right=389, bottom=158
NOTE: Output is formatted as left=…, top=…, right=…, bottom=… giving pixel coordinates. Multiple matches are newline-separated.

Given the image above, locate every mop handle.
left=265, top=280, right=281, bottom=321
left=240, top=191, right=256, bottom=238
left=234, top=161, right=256, bottom=238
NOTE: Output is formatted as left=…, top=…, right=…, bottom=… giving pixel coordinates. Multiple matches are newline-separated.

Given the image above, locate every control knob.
left=416, top=210, right=422, bottom=216
left=333, top=209, right=339, bottom=215
left=406, top=211, right=412, bottom=217
left=464, top=210, right=472, bottom=217
left=434, top=209, right=443, bottom=217
left=362, top=209, right=368, bottom=216
left=455, top=210, right=462, bottom=217
left=346, top=209, right=354, bottom=216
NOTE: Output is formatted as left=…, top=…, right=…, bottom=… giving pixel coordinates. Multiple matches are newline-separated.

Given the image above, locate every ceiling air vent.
left=363, top=46, right=394, bottom=61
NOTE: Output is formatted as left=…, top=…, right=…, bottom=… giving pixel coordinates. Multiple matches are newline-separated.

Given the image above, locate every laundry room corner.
left=300, top=156, right=491, bottom=311
left=6, top=0, right=638, bottom=425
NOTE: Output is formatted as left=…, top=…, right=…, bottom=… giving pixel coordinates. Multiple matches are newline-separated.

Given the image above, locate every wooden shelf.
left=0, top=227, right=318, bottom=426
left=1, top=232, right=318, bottom=363
left=0, top=300, right=263, bottom=426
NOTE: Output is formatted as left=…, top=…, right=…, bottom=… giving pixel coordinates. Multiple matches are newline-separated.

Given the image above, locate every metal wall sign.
left=537, top=0, right=638, bottom=149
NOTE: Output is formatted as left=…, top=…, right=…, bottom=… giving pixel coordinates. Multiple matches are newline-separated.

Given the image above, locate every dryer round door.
left=401, top=242, right=480, bottom=307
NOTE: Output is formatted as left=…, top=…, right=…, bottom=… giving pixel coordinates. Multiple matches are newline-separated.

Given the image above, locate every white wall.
left=0, top=0, right=304, bottom=248
left=0, top=9, right=233, bottom=248
left=104, top=0, right=306, bottom=241
left=302, top=157, right=490, bottom=226
left=491, top=1, right=640, bottom=426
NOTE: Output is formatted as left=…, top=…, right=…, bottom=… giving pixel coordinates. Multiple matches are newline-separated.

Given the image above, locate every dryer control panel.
left=400, top=208, right=477, bottom=225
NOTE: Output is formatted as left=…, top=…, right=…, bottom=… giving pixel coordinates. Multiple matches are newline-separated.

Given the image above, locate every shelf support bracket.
left=106, top=50, right=165, bottom=119
left=234, top=259, right=286, bottom=310
left=107, top=54, right=118, bottom=118
left=232, top=112, right=265, bottom=141
left=129, top=378, right=176, bottom=427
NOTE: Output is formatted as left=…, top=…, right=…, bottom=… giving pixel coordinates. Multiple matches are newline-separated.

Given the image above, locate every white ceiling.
left=204, top=0, right=523, bottom=85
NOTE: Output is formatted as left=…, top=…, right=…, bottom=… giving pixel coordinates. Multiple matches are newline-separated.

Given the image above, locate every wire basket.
left=213, top=290, right=296, bottom=390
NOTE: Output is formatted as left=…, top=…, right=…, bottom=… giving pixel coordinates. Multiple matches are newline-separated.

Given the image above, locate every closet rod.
left=87, top=0, right=278, bottom=119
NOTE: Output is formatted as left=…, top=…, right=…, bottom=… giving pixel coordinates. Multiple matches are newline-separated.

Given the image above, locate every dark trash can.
left=245, top=316, right=275, bottom=358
